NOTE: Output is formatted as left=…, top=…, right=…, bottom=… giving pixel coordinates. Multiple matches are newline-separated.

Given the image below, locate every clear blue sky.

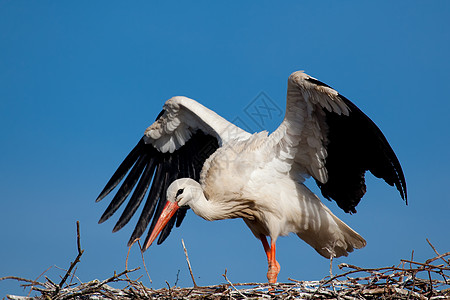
left=1, top=1, right=449, bottom=297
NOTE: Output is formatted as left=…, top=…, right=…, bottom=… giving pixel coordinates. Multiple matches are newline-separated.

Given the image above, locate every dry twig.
left=181, top=238, right=198, bottom=288
left=54, top=221, right=84, bottom=295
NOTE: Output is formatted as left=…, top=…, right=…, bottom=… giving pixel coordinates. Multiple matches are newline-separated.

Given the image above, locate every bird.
left=96, top=71, right=407, bottom=284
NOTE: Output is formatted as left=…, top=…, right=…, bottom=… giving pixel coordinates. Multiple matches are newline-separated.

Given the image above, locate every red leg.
left=260, top=235, right=280, bottom=284
left=261, top=235, right=271, bottom=260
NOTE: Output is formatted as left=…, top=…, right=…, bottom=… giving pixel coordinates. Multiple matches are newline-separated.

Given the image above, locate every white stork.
left=96, top=71, right=407, bottom=284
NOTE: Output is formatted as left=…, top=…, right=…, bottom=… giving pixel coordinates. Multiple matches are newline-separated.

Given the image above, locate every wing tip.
left=112, top=223, right=122, bottom=233
left=95, top=193, right=106, bottom=203
left=399, top=180, right=408, bottom=204
left=98, top=215, right=107, bottom=224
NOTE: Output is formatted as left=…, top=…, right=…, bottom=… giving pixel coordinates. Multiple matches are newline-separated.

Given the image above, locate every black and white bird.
left=96, top=71, right=407, bottom=283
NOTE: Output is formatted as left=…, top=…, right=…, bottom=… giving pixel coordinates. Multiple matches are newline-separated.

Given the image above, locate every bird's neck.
left=188, top=192, right=223, bottom=221
left=189, top=192, right=256, bottom=221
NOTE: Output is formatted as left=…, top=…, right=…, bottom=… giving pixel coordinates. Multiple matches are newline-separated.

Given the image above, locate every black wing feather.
left=175, top=207, right=189, bottom=227
left=112, top=157, right=156, bottom=232
left=98, top=152, right=148, bottom=223
left=97, top=123, right=219, bottom=247
left=127, top=157, right=165, bottom=245
left=307, top=78, right=407, bottom=213
left=146, top=156, right=171, bottom=245
left=96, top=139, right=144, bottom=203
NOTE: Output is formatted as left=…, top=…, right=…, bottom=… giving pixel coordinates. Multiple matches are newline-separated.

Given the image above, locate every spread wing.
left=97, top=96, right=251, bottom=246
left=270, top=71, right=407, bottom=213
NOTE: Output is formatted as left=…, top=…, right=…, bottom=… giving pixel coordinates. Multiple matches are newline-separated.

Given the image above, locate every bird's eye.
left=176, top=188, right=184, bottom=198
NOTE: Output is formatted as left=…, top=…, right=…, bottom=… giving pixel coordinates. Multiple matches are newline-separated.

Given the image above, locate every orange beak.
left=143, top=200, right=180, bottom=251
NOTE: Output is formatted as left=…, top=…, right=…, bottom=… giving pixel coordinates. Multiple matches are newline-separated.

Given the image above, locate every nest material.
left=3, top=222, right=450, bottom=299
left=4, top=249, right=450, bottom=300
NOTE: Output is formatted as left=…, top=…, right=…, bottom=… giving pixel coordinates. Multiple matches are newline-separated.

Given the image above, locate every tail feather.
left=297, top=202, right=366, bottom=259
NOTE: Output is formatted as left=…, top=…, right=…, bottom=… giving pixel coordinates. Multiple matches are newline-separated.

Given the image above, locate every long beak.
left=143, top=200, right=179, bottom=251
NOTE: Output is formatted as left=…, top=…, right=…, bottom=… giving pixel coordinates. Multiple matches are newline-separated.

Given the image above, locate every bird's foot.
left=267, top=260, right=280, bottom=284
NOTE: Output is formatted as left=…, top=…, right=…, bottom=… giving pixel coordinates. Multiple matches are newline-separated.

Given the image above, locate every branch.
left=222, top=268, right=247, bottom=299
left=55, top=221, right=84, bottom=294
left=181, top=239, right=198, bottom=288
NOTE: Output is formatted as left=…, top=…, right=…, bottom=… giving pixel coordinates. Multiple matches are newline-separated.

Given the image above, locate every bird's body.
left=97, top=71, right=407, bottom=284
left=196, top=130, right=365, bottom=258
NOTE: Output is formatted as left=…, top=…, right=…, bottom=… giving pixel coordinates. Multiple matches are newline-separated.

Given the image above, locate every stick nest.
left=3, top=222, right=449, bottom=299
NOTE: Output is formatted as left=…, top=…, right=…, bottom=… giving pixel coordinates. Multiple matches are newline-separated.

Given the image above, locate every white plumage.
left=97, top=71, right=407, bottom=284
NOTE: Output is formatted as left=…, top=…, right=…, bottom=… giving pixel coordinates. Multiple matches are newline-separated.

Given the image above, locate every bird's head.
left=143, top=178, right=202, bottom=251
left=166, top=178, right=203, bottom=207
